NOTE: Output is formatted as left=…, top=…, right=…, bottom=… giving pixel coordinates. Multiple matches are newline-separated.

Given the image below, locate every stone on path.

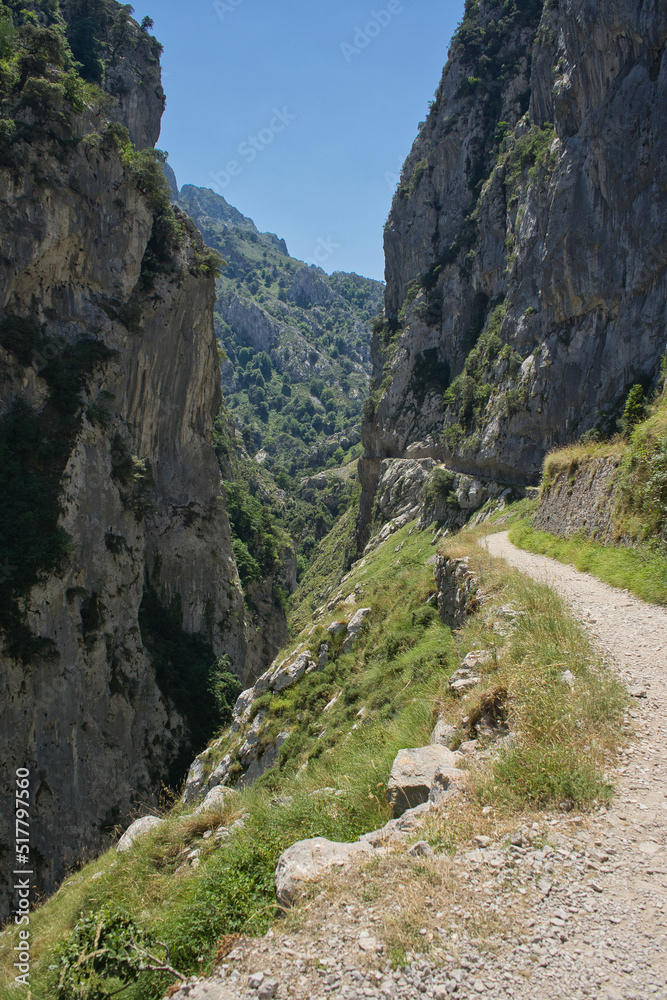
left=275, top=837, right=372, bottom=908
left=163, top=979, right=236, bottom=999
left=387, top=745, right=461, bottom=817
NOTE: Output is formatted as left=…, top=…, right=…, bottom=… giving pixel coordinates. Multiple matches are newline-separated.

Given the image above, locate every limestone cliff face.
left=361, top=0, right=667, bottom=535
left=0, top=17, right=245, bottom=916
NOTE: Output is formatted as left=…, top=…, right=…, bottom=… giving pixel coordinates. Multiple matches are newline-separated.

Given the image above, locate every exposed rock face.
left=533, top=456, right=623, bottom=543
left=288, top=266, right=341, bottom=309
left=435, top=556, right=481, bottom=629
left=360, top=457, right=525, bottom=553
left=103, top=43, right=164, bottom=150
left=182, top=644, right=319, bottom=802
left=0, top=13, right=245, bottom=917
left=360, top=0, right=667, bottom=533
left=224, top=296, right=282, bottom=353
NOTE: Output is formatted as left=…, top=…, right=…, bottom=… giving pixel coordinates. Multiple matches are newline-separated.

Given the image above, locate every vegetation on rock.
left=175, top=183, right=383, bottom=477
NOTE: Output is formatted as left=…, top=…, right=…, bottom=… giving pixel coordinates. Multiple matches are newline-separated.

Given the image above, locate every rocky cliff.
left=360, top=0, right=667, bottom=539
left=0, top=3, right=246, bottom=917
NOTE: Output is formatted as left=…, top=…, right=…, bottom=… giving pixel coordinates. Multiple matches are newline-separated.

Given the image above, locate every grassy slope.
left=0, top=503, right=627, bottom=998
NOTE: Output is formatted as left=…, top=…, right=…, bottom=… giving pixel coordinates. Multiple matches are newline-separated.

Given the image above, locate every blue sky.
left=144, top=1, right=465, bottom=281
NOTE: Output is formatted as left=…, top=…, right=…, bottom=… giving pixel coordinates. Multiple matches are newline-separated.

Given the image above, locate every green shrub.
left=122, top=147, right=171, bottom=213
left=55, top=904, right=178, bottom=1000
left=422, top=466, right=455, bottom=505
left=232, top=537, right=261, bottom=585
left=622, top=383, right=646, bottom=430
left=408, top=157, right=429, bottom=196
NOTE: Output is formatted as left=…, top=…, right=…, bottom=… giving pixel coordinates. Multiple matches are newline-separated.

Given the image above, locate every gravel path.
left=168, top=534, right=667, bottom=1000
left=479, top=531, right=667, bottom=999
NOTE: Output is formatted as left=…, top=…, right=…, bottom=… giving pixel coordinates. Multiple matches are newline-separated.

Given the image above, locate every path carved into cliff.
left=478, top=531, right=667, bottom=999
left=166, top=533, right=667, bottom=1000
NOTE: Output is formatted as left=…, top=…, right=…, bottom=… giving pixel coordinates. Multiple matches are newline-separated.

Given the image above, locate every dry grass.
left=309, top=834, right=532, bottom=968
left=541, top=438, right=627, bottom=488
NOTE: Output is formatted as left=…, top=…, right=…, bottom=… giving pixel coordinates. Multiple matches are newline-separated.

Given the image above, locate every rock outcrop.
left=0, top=6, right=246, bottom=917
left=359, top=0, right=667, bottom=537
left=182, top=643, right=321, bottom=802
left=435, top=556, right=482, bottom=629
left=275, top=837, right=373, bottom=909
left=387, top=746, right=462, bottom=818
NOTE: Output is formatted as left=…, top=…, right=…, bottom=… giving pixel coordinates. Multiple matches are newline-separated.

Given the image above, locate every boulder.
left=408, top=840, right=434, bottom=858
left=275, top=836, right=372, bottom=908
left=429, top=718, right=457, bottom=748
left=116, top=815, right=163, bottom=853
left=195, top=785, right=235, bottom=814
left=387, top=746, right=461, bottom=818
left=360, top=802, right=433, bottom=846
left=342, top=607, right=372, bottom=652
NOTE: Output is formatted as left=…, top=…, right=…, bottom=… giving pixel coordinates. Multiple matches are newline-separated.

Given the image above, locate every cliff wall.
left=360, top=0, right=667, bottom=539
left=0, top=5, right=246, bottom=916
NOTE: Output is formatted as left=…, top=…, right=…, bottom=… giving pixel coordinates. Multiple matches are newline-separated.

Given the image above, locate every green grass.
left=0, top=509, right=629, bottom=998
left=509, top=520, right=667, bottom=606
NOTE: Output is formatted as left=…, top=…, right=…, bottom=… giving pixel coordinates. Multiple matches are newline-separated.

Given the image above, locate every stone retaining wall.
left=533, top=457, right=623, bottom=544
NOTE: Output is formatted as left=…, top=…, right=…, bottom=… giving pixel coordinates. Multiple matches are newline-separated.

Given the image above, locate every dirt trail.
left=168, top=534, right=667, bottom=1000
left=480, top=531, right=667, bottom=999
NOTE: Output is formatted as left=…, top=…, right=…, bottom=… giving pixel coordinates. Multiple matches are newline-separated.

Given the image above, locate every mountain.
left=359, top=0, right=667, bottom=542
left=173, top=180, right=384, bottom=476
